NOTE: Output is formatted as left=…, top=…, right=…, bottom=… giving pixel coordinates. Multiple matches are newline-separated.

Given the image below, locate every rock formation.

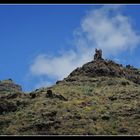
left=63, top=49, right=140, bottom=85
left=94, top=48, right=103, bottom=60
left=0, top=79, right=22, bottom=93
left=46, top=89, right=67, bottom=101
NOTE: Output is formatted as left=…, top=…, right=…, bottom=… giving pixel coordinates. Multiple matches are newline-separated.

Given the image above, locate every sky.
left=1, top=4, right=140, bottom=92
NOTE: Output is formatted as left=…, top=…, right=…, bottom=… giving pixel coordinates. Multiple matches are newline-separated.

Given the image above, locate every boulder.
left=46, top=90, right=67, bottom=101
left=46, top=90, right=53, bottom=98
left=30, top=93, right=36, bottom=99
left=54, top=94, right=68, bottom=101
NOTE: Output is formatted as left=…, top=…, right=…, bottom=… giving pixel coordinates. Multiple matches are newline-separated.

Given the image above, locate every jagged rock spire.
left=94, top=48, right=103, bottom=60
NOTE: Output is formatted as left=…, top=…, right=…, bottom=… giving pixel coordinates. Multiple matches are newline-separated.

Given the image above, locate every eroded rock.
left=46, top=90, right=67, bottom=101
left=94, top=48, right=103, bottom=61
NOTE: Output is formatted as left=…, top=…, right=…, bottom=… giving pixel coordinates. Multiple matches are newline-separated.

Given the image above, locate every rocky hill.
left=0, top=79, right=22, bottom=93
left=61, top=49, right=140, bottom=85
left=0, top=49, right=140, bottom=135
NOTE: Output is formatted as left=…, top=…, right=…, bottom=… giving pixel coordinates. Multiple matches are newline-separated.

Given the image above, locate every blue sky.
left=1, top=4, right=140, bottom=92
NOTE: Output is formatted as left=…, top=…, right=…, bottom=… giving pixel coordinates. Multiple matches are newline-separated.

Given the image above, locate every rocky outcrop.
left=94, top=48, right=103, bottom=61
left=46, top=90, right=68, bottom=101
left=0, top=79, right=22, bottom=93
left=63, top=49, right=140, bottom=85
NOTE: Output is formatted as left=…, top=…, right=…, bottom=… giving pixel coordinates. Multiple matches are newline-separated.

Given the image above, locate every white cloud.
left=76, top=5, right=140, bottom=56
left=30, top=49, right=91, bottom=81
left=29, top=5, right=140, bottom=88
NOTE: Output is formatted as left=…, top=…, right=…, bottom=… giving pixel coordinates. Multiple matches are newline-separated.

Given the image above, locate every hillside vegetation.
left=0, top=50, right=140, bottom=135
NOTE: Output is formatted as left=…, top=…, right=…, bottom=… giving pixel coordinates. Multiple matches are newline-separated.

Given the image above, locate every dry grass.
left=0, top=76, right=140, bottom=135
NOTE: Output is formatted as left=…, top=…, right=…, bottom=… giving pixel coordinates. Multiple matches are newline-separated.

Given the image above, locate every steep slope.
left=0, top=50, right=140, bottom=135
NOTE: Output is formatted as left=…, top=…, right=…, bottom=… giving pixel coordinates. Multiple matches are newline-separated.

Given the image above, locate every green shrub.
left=83, top=86, right=93, bottom=96
left=121, top=81, right=130, bottom=86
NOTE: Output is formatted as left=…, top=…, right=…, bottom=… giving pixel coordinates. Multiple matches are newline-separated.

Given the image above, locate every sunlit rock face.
left=0, top=79, right=22, bottom=93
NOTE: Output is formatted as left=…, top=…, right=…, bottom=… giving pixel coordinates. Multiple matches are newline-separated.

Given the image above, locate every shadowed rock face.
left=0, top=100, right=17, bottom=114
left=94, top=49, right=103, bottom=61
left=46, top=90, right=68, bottom=101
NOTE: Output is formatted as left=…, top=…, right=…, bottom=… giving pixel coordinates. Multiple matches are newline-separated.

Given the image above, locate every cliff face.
left=0, top=50, right=140, bottom=135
